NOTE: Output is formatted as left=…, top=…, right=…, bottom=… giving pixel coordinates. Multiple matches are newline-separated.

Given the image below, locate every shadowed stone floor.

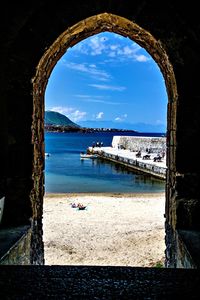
left=0, top=265, right=200, bottom=299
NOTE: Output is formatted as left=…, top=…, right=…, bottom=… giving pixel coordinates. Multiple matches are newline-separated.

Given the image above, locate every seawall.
left=88, top=136, right=167, bottom=180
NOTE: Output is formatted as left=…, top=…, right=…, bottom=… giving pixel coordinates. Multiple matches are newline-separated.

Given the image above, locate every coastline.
left=43, top=192, right=166, bottom=267
left=44, top=191, right=165, bottom=198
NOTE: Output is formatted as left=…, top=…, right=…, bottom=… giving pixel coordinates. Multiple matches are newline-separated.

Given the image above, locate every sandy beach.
left=43, top=193, right=166, bottom=267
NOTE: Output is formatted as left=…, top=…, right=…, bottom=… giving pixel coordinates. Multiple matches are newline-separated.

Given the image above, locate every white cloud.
left=69, top=33, right=151, bottom=63
left=110, top=45, right=118, bottom=51
left=89, top=84, right=126, bottom=91
left=74, top=94, right=121, bottom=105
left=74, top=94, right=92, bottom=99
left=156, top=119, right=163, bottom=124
left=64, top=62, right=111, bottom=81
left=115, top=45, right=151, bottom=62
left=49, top=106, right=87, bottom=122
left=135, top=54, right=150, bottom=62
left=123, top=46, right=135, bottom=55
left=115, top=117, right=122, bottom=121
left=96, top=112, right=104, bottom=119
left=49, top=106, right=74, bottom=115
left=71, top=110, right=87, bottom=122
left=115, top=114, right=128, bottom=122
left=89, top=36, right=107, bottom=55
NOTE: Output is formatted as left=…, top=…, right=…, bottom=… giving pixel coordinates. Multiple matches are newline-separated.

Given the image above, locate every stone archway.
left=31, top=12, right=177, bottom=264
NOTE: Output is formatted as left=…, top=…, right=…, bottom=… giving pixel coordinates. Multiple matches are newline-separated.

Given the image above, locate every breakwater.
left=88, top=136, right=167, bottom=180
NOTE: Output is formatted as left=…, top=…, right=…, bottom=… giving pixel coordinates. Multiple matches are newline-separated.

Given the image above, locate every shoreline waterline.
left=44, top=191, right=165, bottom=198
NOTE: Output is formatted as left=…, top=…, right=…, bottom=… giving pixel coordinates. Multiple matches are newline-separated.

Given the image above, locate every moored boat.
left=80, top=152, right=98, bottom=159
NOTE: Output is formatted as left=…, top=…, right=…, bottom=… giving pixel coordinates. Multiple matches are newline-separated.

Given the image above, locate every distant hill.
left=45, top=111, right=80, bottom=128
left=44, top=111, right=165, bottom=134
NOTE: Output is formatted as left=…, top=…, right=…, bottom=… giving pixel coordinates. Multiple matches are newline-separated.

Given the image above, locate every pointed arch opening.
left=31, top=13, right=177, bottom=265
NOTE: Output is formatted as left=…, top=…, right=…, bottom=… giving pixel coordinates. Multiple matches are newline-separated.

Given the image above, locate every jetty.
left=88, top=136, right=167, bottom=180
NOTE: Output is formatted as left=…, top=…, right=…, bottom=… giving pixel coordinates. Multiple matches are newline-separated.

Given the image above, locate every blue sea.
left=45, top=131, right=165, bottom=193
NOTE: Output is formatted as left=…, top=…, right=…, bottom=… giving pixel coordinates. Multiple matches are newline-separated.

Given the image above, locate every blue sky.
left=45, top=32, right=168, bottom=132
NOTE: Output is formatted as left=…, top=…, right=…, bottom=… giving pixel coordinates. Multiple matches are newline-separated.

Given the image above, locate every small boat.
left=45, top=153, right=50, bottom=157
left=80, top=152, right=98, bottom=159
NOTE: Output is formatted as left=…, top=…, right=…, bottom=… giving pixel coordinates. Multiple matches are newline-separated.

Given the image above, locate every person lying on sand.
left=77, top=203, right=87, bottom=210
left=70, top=202, right=87, bottom=210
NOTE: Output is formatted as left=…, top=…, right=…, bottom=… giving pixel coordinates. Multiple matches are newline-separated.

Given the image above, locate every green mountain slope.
left=45, top=111, right=80, bottom=128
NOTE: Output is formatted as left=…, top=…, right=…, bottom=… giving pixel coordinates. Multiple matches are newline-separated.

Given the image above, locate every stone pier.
left=88, top=136, right=167, bottom=180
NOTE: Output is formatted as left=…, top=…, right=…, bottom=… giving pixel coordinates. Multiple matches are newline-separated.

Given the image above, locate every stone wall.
left=112, top=136, right=166, bottom=154
left=0, top=229, right=31, bottom=265
left=1, top=1, right=200, bottom=269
